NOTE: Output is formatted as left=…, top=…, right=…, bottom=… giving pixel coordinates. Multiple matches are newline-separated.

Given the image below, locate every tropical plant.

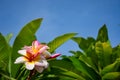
left=0, top=18, right=120, bottom=80
left=46, top=25, right=120, bottom=80
left=0, top=18, right=77, bottom=80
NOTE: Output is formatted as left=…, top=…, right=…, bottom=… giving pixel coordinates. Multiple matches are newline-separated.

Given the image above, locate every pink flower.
left=14, top=40, right=61, bottom=73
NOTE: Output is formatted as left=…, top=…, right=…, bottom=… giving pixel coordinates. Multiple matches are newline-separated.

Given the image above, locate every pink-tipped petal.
left=35, top=66, right=44, bottom=73
left=25, top=62, right=35, bottom=70
left=14, top=57, right=26, bottom=64
left=32, top=40, right=40, bottom=49
left=18, top=50, right=26, bottom=56
left=23, top=46, right=31, bottom=50
left=49, top=53, right=61, bottom=59
left=39, top=46, right=49, bottom=54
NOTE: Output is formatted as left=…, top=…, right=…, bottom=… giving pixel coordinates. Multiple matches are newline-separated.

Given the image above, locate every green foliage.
left=0, top=33, right=11, bottom=71
left=101, top=58, right=120, bottom=76
left=49, top=59, right=85, bottom=80
left=0, top=18, right=77, bottom=79
left=11, top=18, right=43, bottom=77
left=72, top=37, right=95, bottom=53
left=0, top=19, right=120, bottom=80
left=102, top=72, right=120, bottom=80
left=48, top=33, right=77, bottom=53
left=70, top=24, right=120, bottom=80
left=69, top=56, right=101, bottom=80
left=95, top=41, right=112, bottom=68
left=97, top=24, right=108, bottom=42
left=4, top=33, right=13, bottom=44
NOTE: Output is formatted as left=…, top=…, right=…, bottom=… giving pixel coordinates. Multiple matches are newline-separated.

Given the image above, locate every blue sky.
left=0, top=0, right=120, bottom=55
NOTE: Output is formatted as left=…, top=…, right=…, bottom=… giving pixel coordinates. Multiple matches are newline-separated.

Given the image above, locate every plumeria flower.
left=14, top=40, right=61, bottom=73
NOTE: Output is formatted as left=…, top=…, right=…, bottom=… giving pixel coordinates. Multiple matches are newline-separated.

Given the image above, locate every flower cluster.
left=14, top=40, right=60, bottom=73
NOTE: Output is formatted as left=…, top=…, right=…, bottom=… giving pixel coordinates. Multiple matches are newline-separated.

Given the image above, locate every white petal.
left=35, top=60, right=49, bottom=68
left=35, top=66, right=44, bottom=73
left=14, top=57, right=26, bottom=64
left=42, top=51, right=51, bottom=58
left=35, top=62, right=45, bottom=66
left=25, top=62, right=35, bottom=70
left=42, top=60, right=49, bottom=68
left=18, top=50, right=26, bottom=56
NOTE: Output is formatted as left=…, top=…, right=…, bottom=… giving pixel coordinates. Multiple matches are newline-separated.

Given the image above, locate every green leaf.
left=69, top=50, right=83, bottom=58
left=97, top=24, right=109, bottom=42
left=61, top=70, right=85, bottom=80
left=95, top=41, right=112, bottom=68
left=70, top=51, right=98, bottom=71
left=112, top=45, right=120, bottom=62
left=4, top=33, right=13, bottom=77
left=49, top=59, right=79, bottom=75
left=72, top=37, right=95, bottom=53
left=51, top=67, right=85, bottom=80
left=72, top=37, right=87, bottom=51
left=79, top=55, right=98, bottom=72
left=59, top=76, right=77, bottom=80
left=47, top=33, right=77, bottom=53
left=102, top=42, right=112, bottom=65
left=0, top=33, right=11, bottom=71
left=101, top=58, right=120, bottom=76
left=69, top=56, right=101, bottom=80
left=102, top=72, right=120, bottom=80
left=49, top=59, right=85, bottom=80
left=11, top=18, right=43, bottom=77
left=4, top=33, right=13, bottom=44
left=72, top=37, right=99, bottom=71
left=0, top=70, right=16, bottom=80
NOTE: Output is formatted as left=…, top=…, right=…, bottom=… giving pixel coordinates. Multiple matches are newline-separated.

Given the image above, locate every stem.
left=8, top=51, right=12, bottom=77
left=27, top=69, right=36, bottom=80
